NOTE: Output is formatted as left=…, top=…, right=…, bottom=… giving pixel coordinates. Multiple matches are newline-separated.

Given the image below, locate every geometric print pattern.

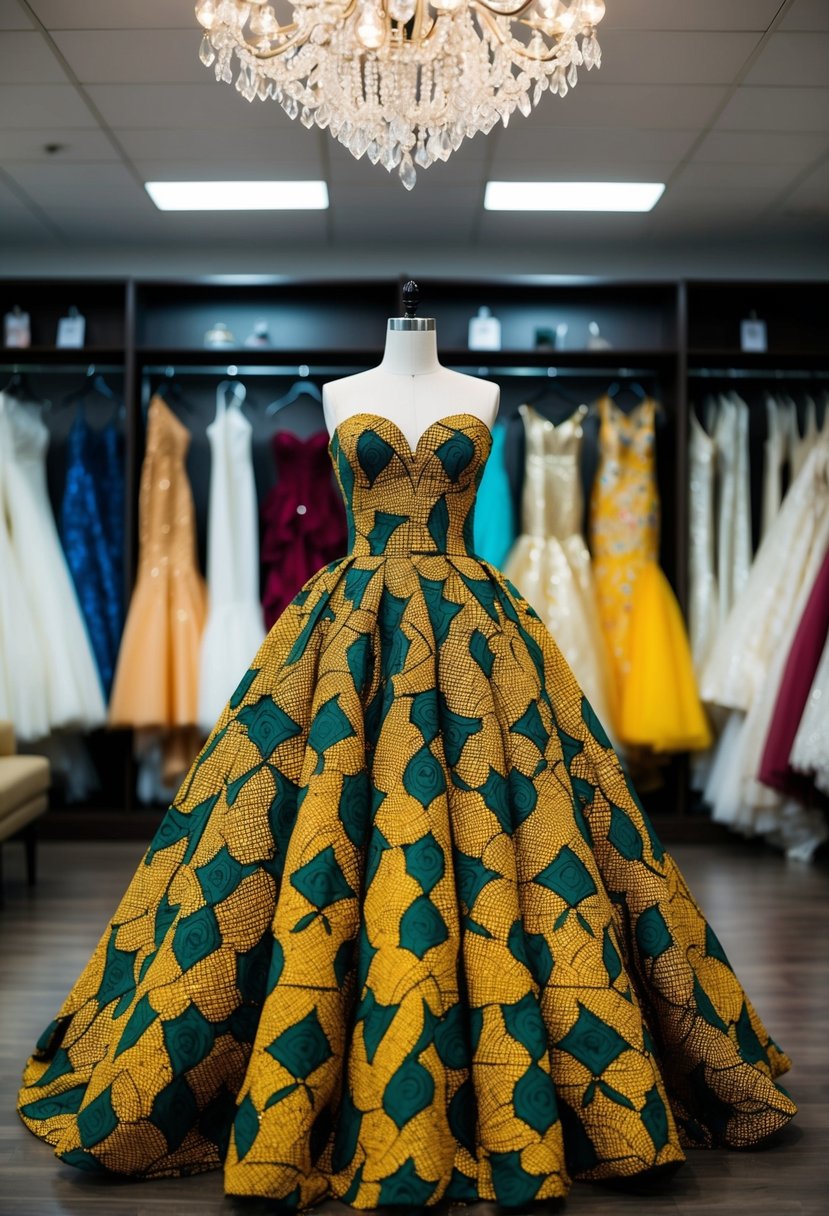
left=19, top=412, right=796, bottom=1207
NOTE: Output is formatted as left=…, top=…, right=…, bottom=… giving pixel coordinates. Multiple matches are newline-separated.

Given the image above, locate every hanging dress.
left=197, top=386, right=265, bottom=733
left=18, top=410, right=795, bottom=1205
left=472, top=417, right=516, bottom=568
left=260, top=428, right=347, bottom=630
left=0, top=393, right=105, bottom=735
left=761, top=395, right=790, bottom=543
left=758, top=546, right=829, bottom=800
left=688, top=407, right=719, bottom=678
left=60, top=409, right=125, bottom=699
left=701, top=441, right=829, bottom=858
left=590, top=397, right=710, bottom=752
left=109, top=396, right=207, bottom=781
left=504, top=403, right=614, bottom=733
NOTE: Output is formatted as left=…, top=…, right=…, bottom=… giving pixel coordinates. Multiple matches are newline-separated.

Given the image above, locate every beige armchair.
left=0, top=721, right=50, bottom=903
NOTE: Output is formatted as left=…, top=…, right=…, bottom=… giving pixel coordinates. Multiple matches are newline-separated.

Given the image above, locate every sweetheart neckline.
left=328, top=411, right=492, bottom=463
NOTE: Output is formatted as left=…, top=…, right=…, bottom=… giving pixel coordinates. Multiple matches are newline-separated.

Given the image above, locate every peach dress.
left=109, top=396, right=206, bottom=778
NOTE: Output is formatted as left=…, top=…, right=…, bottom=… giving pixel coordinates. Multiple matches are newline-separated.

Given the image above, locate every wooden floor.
left=0, top=840, right=826, bottom=1216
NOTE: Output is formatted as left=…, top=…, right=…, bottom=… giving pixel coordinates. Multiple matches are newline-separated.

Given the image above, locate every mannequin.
left=323, top=282, right=500, bottom=446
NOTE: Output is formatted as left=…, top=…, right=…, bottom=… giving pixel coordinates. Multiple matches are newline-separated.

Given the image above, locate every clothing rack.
left=142, top=363, right=665, bottom=381
left=689, top=367, right=829, bottom=381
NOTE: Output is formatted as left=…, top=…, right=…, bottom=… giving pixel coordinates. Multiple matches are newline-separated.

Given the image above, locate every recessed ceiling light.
left=144, top=181, right=329, bottom=211
left=484, top=181, right=665, bottom=212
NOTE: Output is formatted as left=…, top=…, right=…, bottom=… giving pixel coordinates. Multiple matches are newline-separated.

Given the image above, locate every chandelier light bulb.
left=195, top=1, right=218, bottom=30
left=582, top=0, right=606, bottom=23
left=196, top=1, right=607, bottom=187
left=356, top=4, right=387, bottom=50
left=388, top=0, right=418, bottom=21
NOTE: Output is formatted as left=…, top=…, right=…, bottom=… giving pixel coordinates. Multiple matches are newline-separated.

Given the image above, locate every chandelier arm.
left=471, top=0, right=542, bottom=21
left=236, top=0, right=361, bottom=62
left=473, top=5, right=566, bottom=63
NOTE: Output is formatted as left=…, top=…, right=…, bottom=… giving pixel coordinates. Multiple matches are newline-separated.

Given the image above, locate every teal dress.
left=473, top=420, right=515, bottom=566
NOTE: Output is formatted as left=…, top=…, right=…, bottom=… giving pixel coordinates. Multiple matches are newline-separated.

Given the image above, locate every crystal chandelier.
left=195, top=1, right=606, bottom=189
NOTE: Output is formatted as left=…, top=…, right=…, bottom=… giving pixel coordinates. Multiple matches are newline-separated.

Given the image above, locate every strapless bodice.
left=329, top=411, right=492, bottom=558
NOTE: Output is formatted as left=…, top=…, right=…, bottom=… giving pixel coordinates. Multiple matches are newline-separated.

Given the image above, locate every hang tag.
left=57, top=310, right=86, bottom=348
left=740, top=316, right=767, bottom=353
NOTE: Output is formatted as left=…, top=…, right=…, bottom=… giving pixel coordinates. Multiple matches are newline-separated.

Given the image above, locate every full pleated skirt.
left=19, top=553, right=794, bottom=1208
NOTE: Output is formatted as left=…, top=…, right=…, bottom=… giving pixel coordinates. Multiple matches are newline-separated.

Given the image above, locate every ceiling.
left=0, top=0, right=828, bottom=263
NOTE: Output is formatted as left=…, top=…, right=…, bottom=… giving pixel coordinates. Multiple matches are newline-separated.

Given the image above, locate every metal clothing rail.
left=689, top=367, right=829, bottom=381
left=141, top=362, right=666, bottom=380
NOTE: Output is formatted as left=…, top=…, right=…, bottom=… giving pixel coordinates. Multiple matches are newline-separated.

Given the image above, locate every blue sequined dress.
left=472, top=418, right=516, bottom=567
left=60, top=411, right=125, bottom=698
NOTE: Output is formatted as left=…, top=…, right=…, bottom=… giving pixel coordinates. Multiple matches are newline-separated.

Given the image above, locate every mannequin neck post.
left=380, top=325, right=442, bottom=376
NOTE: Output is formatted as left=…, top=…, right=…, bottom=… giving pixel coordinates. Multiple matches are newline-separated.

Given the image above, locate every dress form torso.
left=323, top=324, right=500, bottom=444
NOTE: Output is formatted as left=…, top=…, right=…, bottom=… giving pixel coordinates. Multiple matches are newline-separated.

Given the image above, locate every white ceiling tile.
left=28, top=1, right=192, bottom=29
left=332, top=206, right=475, bottom=245
left=135, top=158, right=325, bottom=184
left=0, top=174, right=29, bottom=208
left=597, top=31, right=761, bottom=85
left=669, top=161, right=803, bottom=193
left=779, top=1, right=829, bottom=32
left=492, top=125, right=698, bottom=165
left=118, top=125, right=323, bottom=164
left=484, top=159, right=675, bottom=185
left=52, top=29, right=208, bottom=85
left=693, top=130, right=829, bottom=164
left=602, top=1, right=783, bottom=32
left=780, top=157, right=829, bottom=213
left=5, top=161, right=146, bottom=209
left=0, top=127, right=118, bottom=160
left=526, top=84, right=727, bottom=130
left=715, top=86, right=829, bottom=131
left=39, top=206, right=330, bottom=245
left=0, top=31, right=69, bottom=83
left=0, top=1, right=31, bottom=29
left=743, top=33, right=829, bottom=87
left=478, top=211, right=652, bottom=244
left=0, top=208, right=59, bottom=242
left=0, top=84, right=95, bottom=127
left=87, top=83, right=300, bottom=130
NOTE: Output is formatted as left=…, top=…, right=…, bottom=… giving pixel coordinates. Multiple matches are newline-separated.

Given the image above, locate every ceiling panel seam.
left=19, top=0, right=147, bottom=192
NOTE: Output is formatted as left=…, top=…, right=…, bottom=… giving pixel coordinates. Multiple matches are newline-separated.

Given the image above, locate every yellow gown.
left=19, top=413, right=791, bottom=1207
left=590, top=397, right=712, bottom=753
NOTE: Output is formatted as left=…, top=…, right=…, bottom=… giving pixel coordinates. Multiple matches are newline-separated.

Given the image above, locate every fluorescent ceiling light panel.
left=484, top=181, right=665, bottom=212
left=145, top=181, right=329, bottom=211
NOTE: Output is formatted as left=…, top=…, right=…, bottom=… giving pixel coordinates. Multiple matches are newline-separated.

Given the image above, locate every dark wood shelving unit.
left=1, top=274, right=826, bottom=846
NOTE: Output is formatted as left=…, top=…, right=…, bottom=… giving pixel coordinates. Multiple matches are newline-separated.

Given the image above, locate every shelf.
left=135, top=347, right=678, bottom=371
left=136, top=347, right=383, bottom=369
left=0, top=346, right=125, bottom=365
left=689, top=348, right=829, bottom=364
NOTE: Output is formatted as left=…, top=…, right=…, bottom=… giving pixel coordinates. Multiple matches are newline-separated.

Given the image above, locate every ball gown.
left=504, top=403, right=614, bottom=734
left=19, top=411, right=795, bottom=1208
left=590, top=397, right=710, bottom=752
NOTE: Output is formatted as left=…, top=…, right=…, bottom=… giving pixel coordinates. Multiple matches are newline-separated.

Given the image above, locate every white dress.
left=197, top=386, right=265, bottom=732
left=761, top=394, right=790, bottom=542
left=701, top=393, right=752, bottom=811
left=702, top=441, right=829, bottom=858
left=714, top=392, right=752, bottom=619
left=0, top=393, right=105, bottom=738
left=503, top=402, right=615, bottom=734
left=688, top=406, right=719, bottom=676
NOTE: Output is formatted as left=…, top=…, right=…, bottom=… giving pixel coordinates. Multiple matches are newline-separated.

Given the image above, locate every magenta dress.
left=758, top=547, right=829, bottom=798
left=260, top=429, right=348, bottom=629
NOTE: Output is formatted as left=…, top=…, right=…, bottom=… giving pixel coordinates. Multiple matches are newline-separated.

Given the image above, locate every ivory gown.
left=504, top=403, right=614, bottom=735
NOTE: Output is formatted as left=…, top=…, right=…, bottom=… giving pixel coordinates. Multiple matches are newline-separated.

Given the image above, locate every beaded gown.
left=19, top=412, right=795, bottom=1207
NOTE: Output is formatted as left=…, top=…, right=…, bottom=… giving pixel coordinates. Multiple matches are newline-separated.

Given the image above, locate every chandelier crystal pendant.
left=195, top=1, right=606, bottom=189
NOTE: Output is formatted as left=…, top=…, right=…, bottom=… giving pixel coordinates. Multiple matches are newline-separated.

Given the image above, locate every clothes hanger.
left=1, top=369, right=52, bottom=409
left=265, top=378, right=323, bottom=417
left=154, top=371, right=197, bottom=416
left=216, top=379, right=247, bottom=413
